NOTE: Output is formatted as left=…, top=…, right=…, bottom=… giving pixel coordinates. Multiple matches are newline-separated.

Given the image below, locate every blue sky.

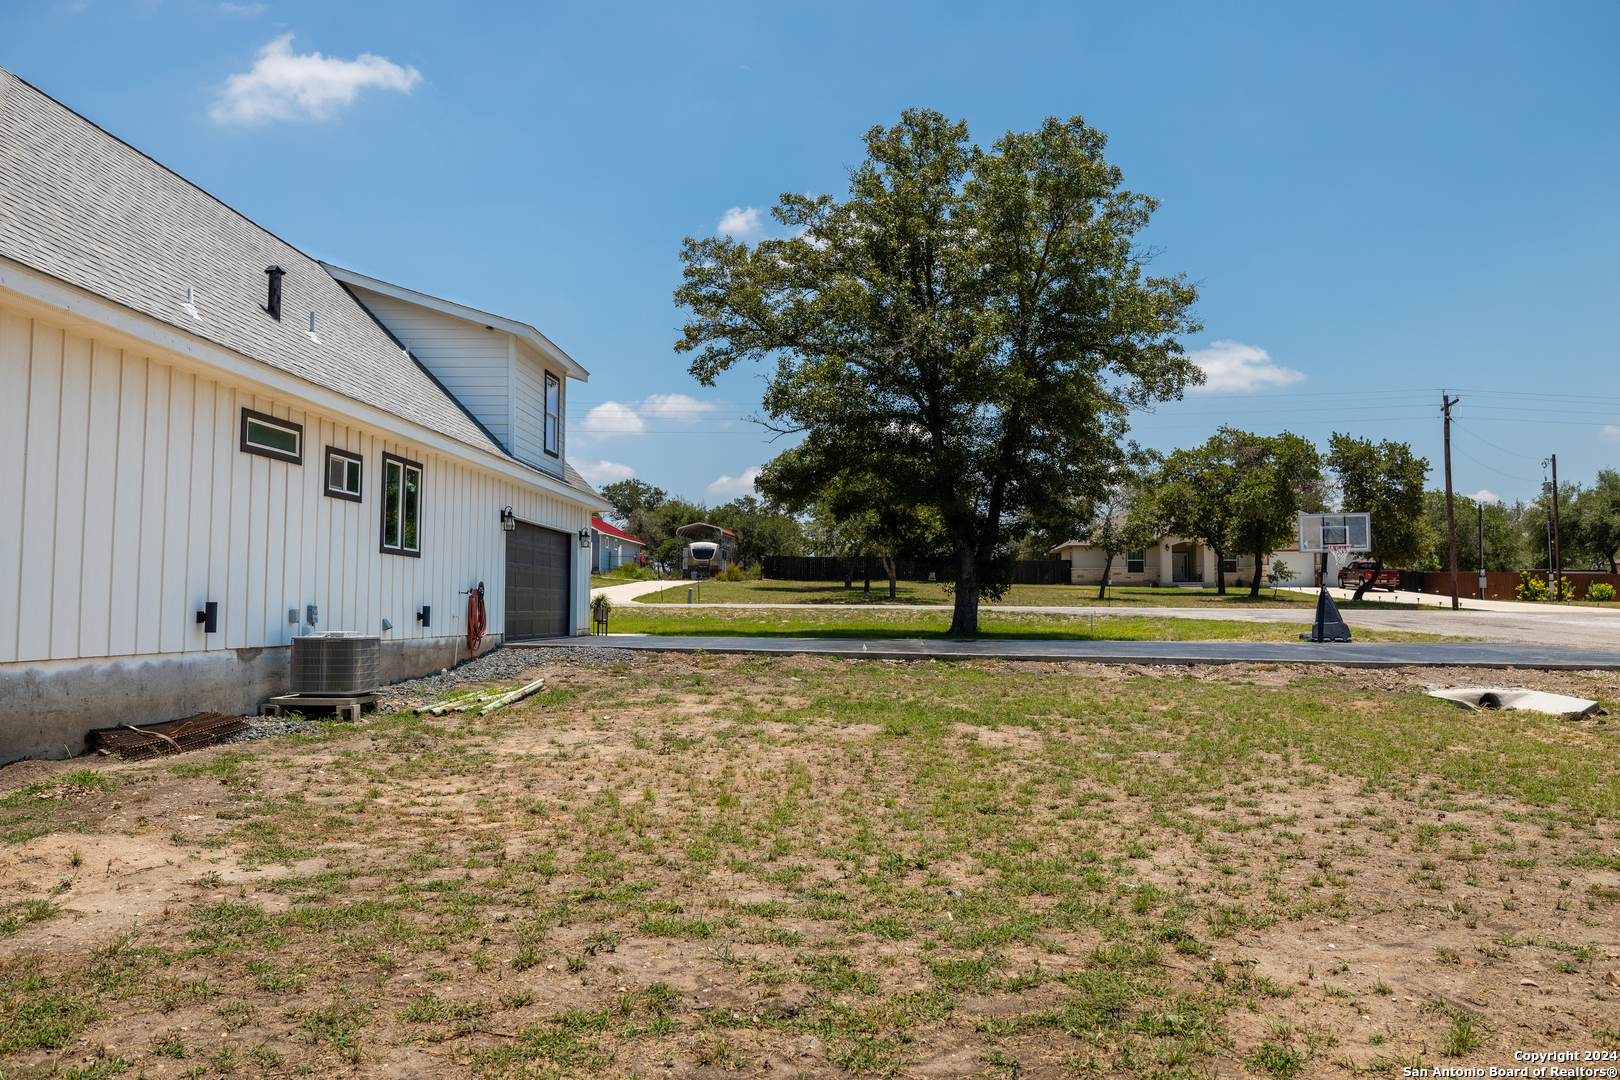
left=6, top=1, right=1618, bottom=508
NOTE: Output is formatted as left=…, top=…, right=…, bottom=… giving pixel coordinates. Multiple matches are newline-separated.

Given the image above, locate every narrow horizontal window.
left=381, top=452, right=423, bottom=557
left=240, top=408, right=302, bottom=464
left=324, top=446, right=363, bottom=502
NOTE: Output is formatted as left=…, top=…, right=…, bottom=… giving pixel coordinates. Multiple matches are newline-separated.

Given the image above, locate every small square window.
left=240, top=408, right=302, bottom=464
left=1222, top=555, right=1238, bottom=573
left=324, top=447, right=363, bottom=502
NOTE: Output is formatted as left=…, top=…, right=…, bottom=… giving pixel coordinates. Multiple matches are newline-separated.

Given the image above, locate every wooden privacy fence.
left=1410, top=570, right=1620, bottom=601
left=760, top=556, right=1072, bottom=585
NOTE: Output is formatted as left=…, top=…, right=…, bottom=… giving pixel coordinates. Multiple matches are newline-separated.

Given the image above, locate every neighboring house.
left=1048, top=537, right=1274, bottom=588
left=590, top=517, right=645, bottom=572
left=0, top=68, right=604, bottom=761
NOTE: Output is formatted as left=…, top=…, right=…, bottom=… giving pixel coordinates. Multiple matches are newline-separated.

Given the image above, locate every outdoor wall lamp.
left=195, top=601, right=218, bottom=634
left=578, top=529, right=592, bottom=548
left=501, top=506, right=516, bottom=531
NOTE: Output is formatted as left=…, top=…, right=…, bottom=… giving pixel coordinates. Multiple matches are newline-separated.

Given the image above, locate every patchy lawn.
left=633, top=580, right=1425, bottom=610
left=604, top=605, right=1465, bottom=643
left=0, top=652, right=1617, bottom=1079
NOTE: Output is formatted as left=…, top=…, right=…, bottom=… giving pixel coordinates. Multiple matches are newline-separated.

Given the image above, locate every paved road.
left=511, top=634, right=1620, bottom=670
left=619, top=597, right=1620, bottom=651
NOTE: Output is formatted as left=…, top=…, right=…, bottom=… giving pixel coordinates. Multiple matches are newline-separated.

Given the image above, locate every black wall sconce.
left=195, top=601, right=218, bottom=634
left=578, top=528, right=592, bottom=548
left=501, top=506, right=516, bottom=531
left=417, top=606, right=431, bottom=628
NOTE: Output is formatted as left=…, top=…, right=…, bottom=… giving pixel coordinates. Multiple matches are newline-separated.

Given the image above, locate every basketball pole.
left=1442, top=393, right=1461, bottom=611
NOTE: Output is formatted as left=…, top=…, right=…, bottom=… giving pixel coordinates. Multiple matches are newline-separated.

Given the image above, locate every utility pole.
left=1551, top=454, right=1562, bottom=579
left=1477, top=503, right=1486, bottom=598
left=1442, top=393, right=1460, bottom=610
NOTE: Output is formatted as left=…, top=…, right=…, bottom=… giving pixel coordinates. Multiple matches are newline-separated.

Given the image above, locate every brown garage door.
left=505, top=523, right=571, bottom=640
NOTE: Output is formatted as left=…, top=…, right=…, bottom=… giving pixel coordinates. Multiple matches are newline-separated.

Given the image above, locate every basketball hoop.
left=1298, top=513, right=1371, bottom=553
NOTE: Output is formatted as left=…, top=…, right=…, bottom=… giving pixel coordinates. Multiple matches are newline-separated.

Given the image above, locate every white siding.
left=0, top=299, right=595, bottom=666
left=513, top=343, right=565, bottom=479
left=347, top=285, right=514, bottom=452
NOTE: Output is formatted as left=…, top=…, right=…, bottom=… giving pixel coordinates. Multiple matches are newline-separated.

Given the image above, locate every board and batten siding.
left=0, top=301, right=591, bottom=668
left=345, top=284, right=514, bottom=452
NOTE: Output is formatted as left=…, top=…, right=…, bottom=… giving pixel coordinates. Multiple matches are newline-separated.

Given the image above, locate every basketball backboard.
left=1297, top=513, right=1371, bottom=553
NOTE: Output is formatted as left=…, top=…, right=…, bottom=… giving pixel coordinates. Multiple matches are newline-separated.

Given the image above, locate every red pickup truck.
left=1338, top=561, right=1401, bottom=591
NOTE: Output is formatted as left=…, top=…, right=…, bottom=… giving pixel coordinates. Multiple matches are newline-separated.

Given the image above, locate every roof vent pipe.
left=307, top=311, right=320, bottom=344
left=264, top=265, right=284, bottom=320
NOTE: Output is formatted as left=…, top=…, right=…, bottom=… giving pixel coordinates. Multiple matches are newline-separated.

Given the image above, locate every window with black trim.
left=380, top=453, right=423, bottom=557
left=240, top=408, right=302, bottom=464
left=324, top=447, right=363, bottom=502
left=1222, top=555, right=1238, bottom=573
left=544, top=372, right=560, bottom=456
left=1126, top=550, right=1145, bottom=574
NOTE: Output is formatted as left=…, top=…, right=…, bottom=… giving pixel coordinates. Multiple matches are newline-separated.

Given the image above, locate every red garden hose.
left=466, top=582, right=487, bottom=654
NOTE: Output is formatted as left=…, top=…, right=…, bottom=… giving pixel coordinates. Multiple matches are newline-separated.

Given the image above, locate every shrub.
left=1515, top=572, right=1549, bottom=601
left=1587, top=582, right=1615, bottom=602
left=723, top=564, right=744, bottom=582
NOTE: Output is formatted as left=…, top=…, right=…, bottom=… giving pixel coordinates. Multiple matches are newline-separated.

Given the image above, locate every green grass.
left=605, top=604, right=1465, bottom=642
left=634, top=579, right=1424, bottom=610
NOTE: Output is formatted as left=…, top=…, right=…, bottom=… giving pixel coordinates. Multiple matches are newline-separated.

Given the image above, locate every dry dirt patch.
left=0, top=652, right=1615, bottom=1079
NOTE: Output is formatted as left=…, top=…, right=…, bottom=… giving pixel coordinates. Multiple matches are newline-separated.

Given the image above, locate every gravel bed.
left=219, top=716, right=322, bottom=744
left=372, top=644, right=639, bottom=712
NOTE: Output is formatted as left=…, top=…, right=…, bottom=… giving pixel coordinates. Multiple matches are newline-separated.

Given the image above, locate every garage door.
left=506, top=523, right=571, bottom=640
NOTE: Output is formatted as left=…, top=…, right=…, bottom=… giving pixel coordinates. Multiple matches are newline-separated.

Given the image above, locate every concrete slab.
left=507, top=635, right=1620, bottom=670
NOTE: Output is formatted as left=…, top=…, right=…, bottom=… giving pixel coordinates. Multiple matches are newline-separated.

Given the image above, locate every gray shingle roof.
left=0, top=67, right=597, bottom=503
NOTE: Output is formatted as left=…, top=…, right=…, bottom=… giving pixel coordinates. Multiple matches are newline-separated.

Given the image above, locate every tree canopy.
left=1153, top=433, right=1245, bottom=595
left=1326, top=433, right=1429, bottom=599
left=675, top=109, right=1202, bottom=632
left=1227, top=431, right=1324, bottom=597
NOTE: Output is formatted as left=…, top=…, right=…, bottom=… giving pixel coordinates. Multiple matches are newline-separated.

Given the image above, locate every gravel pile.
left=219, top=716, right=322, bottom=743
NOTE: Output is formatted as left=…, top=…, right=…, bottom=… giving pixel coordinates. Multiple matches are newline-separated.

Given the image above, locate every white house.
left=1048, top=536, right=1284, bottom=588
left=590, top=517, right=645, bottom=573
left=0, top=67, right=605, bottom=761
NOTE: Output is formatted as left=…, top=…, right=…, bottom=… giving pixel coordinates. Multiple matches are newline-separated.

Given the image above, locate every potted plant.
left=591, top=593, right=612, bottom=634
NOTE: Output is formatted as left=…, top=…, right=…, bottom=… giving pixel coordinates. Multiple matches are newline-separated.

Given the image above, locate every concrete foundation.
left=0, top=633, right=504, bottom=764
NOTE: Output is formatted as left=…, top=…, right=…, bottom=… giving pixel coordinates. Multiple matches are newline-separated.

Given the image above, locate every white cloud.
left=570, top=459, right=636, bottom=486
left=1604, top=425, right=1620, bottom=442
left=210, top=34, right=421, bottom=125
left=1187, top=340, right=1306, bottom=393
left=707, top=466, right=762, bottom=500
left=578, top=401, right=645, bottom=440
left=638, top=393, right=720, bottom=421
left=718, top=206, right=765, bottom=239
left=218, top=2, right=265, bottom=13
left=1466, top=489, right=1502, bottom=504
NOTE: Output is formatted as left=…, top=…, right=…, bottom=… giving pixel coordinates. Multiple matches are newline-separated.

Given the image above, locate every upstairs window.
left=380, top=453, right=422, bottom=557
left=544, top=372, right=560, bottom=456
left=240, top=408, right=302, bottom=465
left=324, top=447, right=362, bottom=502
left=1126, top=550, right=1145, bottom=574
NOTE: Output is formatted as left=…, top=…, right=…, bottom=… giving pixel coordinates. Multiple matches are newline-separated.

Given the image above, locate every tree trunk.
left=863, top=554, right=871, bottom=593
left=1249, top=543, right=1264, bottom=598
left=1214, top=547, right=1226, bottom=596
left=844, top=560, right=854, bottom=588
left=882, top=554, right=897, bottom=598
left=948, top=544, right=979, bottom=635
left=1351, top=558, right=1381, bottom=602
left=1097, top=554, right=1113, bottom=600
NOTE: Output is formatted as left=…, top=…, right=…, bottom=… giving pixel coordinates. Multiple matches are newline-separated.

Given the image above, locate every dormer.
left=322, top=263, right=588, bottom=479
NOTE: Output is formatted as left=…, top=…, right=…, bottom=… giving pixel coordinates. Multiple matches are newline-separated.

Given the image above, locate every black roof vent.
left=264, top=264, right=285, bottom=320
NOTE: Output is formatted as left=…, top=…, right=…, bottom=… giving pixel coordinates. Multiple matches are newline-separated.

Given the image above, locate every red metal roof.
left=591, top=516, right=645, bottom=546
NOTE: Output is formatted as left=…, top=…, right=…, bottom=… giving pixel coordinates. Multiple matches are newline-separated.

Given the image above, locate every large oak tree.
left=674, top=110, right=1202, bottom=633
